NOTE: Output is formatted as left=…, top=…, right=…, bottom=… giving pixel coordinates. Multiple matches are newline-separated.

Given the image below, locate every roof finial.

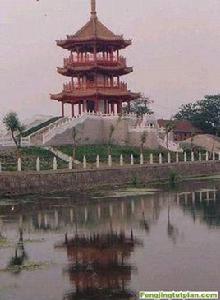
left=91, top=0, right=97, bottom=18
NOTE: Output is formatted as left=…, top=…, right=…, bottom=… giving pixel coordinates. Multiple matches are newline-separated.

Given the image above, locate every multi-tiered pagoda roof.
left=51, top=0, right=140, bottom=117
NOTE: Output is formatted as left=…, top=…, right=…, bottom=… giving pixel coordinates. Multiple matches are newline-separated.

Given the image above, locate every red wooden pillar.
left=72, top=104, right=75, bottom=118
left=127, top=100, right=131, bottom=113
left=95, top=99, right=99, bottom=113
left=104, top=100, right=107, bottom=114
left=83, top=100, right=86, bottom=113
left=61, top=102, right=64, bottom=117
left=111, top=102, right=114, bottom=114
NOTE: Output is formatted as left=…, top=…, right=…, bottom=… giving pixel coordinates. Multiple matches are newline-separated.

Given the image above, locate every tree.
left=140, top=132, right=147, bottom=154
left=107, top=124, right=115, bottom=155
left=107, top=116, right=122, bottom=155
left=165, top=120, right=175, bottom=150
left=123, top=95, right=154, bottom=117
left=3, top=112, right=25, bottom=150
left=175, top=95, right=220, bottom=136
left=71, top=126, right=81, bottom=162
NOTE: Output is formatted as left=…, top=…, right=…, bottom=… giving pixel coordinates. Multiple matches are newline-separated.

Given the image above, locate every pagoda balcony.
left=63, top=55, right=127, bottom=68
left=63, top=81, right=128, bottom=92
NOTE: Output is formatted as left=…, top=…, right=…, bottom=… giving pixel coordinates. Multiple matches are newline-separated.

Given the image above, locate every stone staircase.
left=158, top=137, right=183, bottom=152
left=44, top=146, right=81, bottom=165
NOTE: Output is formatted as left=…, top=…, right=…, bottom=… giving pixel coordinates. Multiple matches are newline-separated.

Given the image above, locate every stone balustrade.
left=0, top=151, right=219, bottom=173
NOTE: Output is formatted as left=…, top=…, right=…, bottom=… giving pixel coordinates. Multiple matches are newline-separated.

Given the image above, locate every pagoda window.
left=110, top=76, right=113, bottom=87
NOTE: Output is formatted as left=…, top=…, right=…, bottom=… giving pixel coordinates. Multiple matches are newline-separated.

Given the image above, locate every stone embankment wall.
left=0, top=161, right=219, bottom=196
left=47, top=117, right=161, bottom=149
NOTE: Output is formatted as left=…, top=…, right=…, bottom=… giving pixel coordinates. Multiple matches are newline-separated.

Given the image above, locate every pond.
left=0, top=180, right=220, bottom=300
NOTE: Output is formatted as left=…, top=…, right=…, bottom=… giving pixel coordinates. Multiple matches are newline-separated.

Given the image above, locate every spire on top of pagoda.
left=56, top=0, right=131, bottom=51
left=90, top=0, right=97, bottom=19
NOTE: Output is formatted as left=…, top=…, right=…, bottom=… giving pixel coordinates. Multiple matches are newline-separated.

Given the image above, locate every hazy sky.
left=1, top=0, right=220, bottom=121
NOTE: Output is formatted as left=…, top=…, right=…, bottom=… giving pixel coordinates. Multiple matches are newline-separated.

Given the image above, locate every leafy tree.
left=3, top=112, right=25, bottom=150
left=123, top=95, right=153, bottom=117
left=175, top=95, right=220, bottom=136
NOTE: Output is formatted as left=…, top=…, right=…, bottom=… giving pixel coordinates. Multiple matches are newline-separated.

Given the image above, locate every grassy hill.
left=0, top=147, right=67, bottom=171
left=56, top=144, right=202, bottom=164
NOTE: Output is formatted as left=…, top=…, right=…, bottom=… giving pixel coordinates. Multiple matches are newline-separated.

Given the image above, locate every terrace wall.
left=0, top=161, right=219, bottom=196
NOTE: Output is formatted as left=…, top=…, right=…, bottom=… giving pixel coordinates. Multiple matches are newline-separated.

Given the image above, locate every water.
left=0, top=180, right=220, bottom=300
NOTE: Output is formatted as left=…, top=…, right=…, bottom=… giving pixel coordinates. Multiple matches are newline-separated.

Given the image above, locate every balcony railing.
left=63, top=81, right=128, bottom=92
left=63, top=55, right=126, bottom=68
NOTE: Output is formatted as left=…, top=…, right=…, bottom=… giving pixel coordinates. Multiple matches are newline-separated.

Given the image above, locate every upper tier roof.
left=74, top=17, right=121, bottom=41
left=57, top=1, right=131, bottom=50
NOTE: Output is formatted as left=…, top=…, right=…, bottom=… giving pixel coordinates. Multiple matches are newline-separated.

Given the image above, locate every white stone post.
left=131, top=154, right=134, bottom=166
left=184, top=152, right=187, bottom=162
left=176, top=152, right=179, bottom=163
left=96, top=155, right=100, bottom=168
left=140, top=153, right=144, bottom=165
left=206, top=151, right=209, bottom=161
left=168, top=152, right=171, bottom=164
left=120, top=154, right=123, bottom=166
left=191, top=152, right=194, bottom=162
left=150, top=153, right=154, bottom=164
left=36, top=157, right=40, bottom=172
left=69, top=157, right=73, bottom=170
left=17, top=157, right=22, bottom=172
left=218, top=152, right=220, bottom=161
left=83, top=156, right=87, bottom=169
left=159, top=153, right=163, bottom=164
left=108, top=155, right=112, bottom=167
left=199, top=152, right=202, bottom=161
left=53, top=157, right=57, bottom=170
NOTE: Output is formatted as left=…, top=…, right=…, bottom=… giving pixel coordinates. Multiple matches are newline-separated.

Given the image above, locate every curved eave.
left=57, top=66, right=133, bottom=77
left=50, top=90, right=140, bottom=102
left=56, top=38, right=131, bottom=50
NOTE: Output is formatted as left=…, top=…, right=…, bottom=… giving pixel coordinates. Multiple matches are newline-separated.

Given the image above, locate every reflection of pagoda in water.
left=61, top=231, right=140, bottom=300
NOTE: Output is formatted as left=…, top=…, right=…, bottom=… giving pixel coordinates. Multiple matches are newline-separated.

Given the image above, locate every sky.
left=1, top=0, right=220, bottom=122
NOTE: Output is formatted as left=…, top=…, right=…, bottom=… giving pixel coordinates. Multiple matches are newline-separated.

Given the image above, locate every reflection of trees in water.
left=8, top=229, right=28, bottom=272
left=58, top=231, right=142, bottom=300
left=167, top=202, right=179, bottom=244
left=140, top=212, right=150, bottom=233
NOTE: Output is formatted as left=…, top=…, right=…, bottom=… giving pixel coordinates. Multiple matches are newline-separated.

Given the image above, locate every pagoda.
left=51, top=0, right=140, bottom=117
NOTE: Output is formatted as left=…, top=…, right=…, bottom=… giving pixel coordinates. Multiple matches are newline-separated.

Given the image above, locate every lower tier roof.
left=50, top=88, right=140, bottom=102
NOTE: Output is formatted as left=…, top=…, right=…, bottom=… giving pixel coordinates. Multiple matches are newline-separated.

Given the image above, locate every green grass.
left=0, top=145, right=210, bottom=172
left=0, top=147, right=67, bottom=171
left=56, top=144, right=207, bottom=164
left=57, top=144, right=163, bottom=163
